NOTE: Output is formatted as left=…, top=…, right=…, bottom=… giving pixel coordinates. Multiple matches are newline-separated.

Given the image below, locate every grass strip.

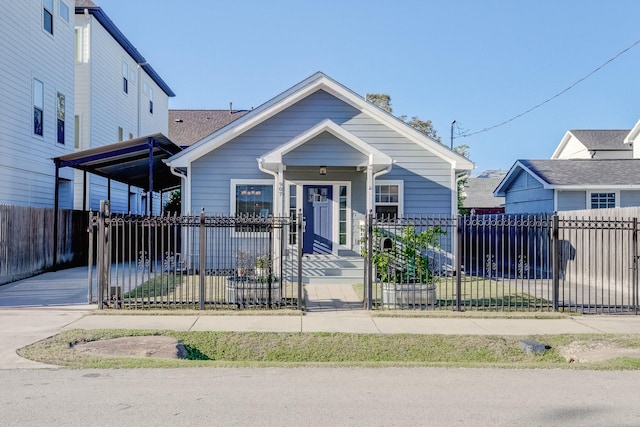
left=17, top=329, right=640, bottom=370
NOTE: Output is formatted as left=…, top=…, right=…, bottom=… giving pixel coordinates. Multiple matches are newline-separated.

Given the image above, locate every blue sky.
left=97, top=0, right=640, bottom=175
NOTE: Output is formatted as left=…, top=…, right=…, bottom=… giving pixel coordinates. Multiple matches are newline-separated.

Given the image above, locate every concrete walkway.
left=1, top=267, right=640, bottom=369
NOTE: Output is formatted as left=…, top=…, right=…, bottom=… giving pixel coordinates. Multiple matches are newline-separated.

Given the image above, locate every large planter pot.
left=381, top=282, right=437, bottom=309
left=226, top=277, right=281, bottom=305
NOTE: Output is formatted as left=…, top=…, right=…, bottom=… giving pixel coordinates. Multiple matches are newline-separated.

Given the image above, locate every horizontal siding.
left=190, top=90, right=456, bottom=215
left=283, top=133, right=367, bottom=166
left=504, top=170, right=553, bottom=213
left=0, top=0, right=75, bottom=207
left=557, top=191, right=586, bottom=211
left=620, top=190, right=640, bottom=207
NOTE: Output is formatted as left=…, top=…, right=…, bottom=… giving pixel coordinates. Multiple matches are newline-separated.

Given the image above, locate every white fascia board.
left=260, top=119, right=392, bottom=168
left=493, top=160, right=551, bottom=196
left=624, top=119, right=640, bottom=144
left=550, top=131, right=574, bottom=159
left=166, top=72, right=335, bottom=168
left=553, top=184, right=640, bottom=190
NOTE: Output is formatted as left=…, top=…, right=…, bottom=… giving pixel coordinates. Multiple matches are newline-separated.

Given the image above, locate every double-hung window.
left=122, top=62, right=129, bottom=94
left=375, top=181, right=403, bottom=220
left=56, top=93, right=65, bottom=144
left=43, top=0, right=54, bottom=35
left=59, top=1, right=69, bottom=23
left=149, top=87, right=154, bottom=114
left=33, top=79, right=44, bottom=136
left=231, top=180, right=274, bottom=232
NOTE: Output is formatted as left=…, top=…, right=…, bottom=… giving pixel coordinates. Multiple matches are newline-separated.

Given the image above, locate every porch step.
left=285, top=255, right=365, bottom=286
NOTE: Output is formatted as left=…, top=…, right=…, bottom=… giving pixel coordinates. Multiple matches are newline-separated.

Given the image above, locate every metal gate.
left=88, top=201, right=301, bottom=309
left=365, top=213, right=639, bottom=314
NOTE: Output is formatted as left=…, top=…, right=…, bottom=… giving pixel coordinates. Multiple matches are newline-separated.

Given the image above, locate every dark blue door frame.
left=303, top=185, right=333, bottom=254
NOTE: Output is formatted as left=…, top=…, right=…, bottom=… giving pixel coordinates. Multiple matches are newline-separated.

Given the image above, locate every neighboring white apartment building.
left=0, top=0, right=76, bottom=207
left=74, top=0, right=175, bottom=214
left=0, top=1, right=174, bottom=213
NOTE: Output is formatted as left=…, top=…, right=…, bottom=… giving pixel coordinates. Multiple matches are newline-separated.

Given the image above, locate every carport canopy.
left=53, top=133, right=183, bottom=192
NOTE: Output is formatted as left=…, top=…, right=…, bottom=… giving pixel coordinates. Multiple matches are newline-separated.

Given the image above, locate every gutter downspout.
left=257, top=159, right=282, bottom=216
left=370, top=163, right=392, bottom=215
left=169, top=166, right=188, bottom=214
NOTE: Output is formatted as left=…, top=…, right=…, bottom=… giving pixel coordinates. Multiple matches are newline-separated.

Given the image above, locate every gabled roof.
left=166, top=72, right=474, bottom=171
left=169, top=110, right=249, bottom=147
left=75, top=1, right=175, bottom=97
left=462, top=177, right=505, bottom=208
left=259, top=119, right=392, bottom=170
left=551, top=129, right=631, bottom=159
left=495, top=159, right=640, bottom=196
left=570, top=130, right=630, bottom=150
left=624, top=119, right=640, bottom=145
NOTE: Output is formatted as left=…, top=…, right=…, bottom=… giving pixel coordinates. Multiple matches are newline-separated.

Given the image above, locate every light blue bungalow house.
left=165, top=72, right=473, bottom=256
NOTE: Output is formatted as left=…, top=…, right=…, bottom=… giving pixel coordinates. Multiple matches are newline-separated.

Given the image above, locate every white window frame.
left=56, top=92, right=65, bottom=144
left=59, top=0, right=69, bottom=23
left=33, top=78, right=44, bottom=137
left=374, top=180, right=404, bottom=218
left=43, top=0, right=54, bottom=35
left=122, top=61, right=129, bottom=94
left=588, top=191, right=618, bottom=209
left=230, top=179, right=275, bottom=236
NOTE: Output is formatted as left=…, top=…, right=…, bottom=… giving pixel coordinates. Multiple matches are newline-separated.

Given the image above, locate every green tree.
left=366, top=93, right=470, bottom=214
left=163, top=189, right=181, bottom=215
left=366, top=93, right=441, bottom=142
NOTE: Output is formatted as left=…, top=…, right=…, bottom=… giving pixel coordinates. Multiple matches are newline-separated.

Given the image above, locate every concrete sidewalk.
left=1, top=267, right=640, bottom=369
left=2, top=305, right=640, bottom=369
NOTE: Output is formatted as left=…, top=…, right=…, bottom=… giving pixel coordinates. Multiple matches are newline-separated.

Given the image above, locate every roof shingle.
left=168, top=110, right=249, bottom=147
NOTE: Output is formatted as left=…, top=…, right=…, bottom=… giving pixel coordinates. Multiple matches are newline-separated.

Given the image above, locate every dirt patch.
left=558, top=341, right=640, bottom=363
left=73, top=336, right=186, bottom=359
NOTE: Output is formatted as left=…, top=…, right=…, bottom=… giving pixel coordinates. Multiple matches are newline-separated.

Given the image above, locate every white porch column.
left=366, top=165, right=374, bottom=215
left=277, top=163, right=285, bottom=216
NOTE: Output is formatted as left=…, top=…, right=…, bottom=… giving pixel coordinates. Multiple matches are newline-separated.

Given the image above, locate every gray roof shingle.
left=462, top=177, right=505, bottom=208
left=168, top=110, right=249, bottom=147
left=520, top=159, right=640, bottom=186
left=570, top=129, right=630, bottom=151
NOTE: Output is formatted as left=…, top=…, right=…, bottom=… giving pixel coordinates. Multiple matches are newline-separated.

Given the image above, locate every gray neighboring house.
left=165, top=72, right=473, bottom=256
left=462, top=176, right=505, bottom=215
left=551, top=129, right=632, bottom=160
left=494, top=159, right=640, bottom=213
left=496, top=123, right=640, bottom=214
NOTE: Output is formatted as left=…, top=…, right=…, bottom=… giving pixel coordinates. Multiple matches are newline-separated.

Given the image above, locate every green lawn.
left=17, top=329, right=640, bottom=370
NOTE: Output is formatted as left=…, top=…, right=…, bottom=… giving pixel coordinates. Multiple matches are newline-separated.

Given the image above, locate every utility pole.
left=450, top=119, right=456, bottom=149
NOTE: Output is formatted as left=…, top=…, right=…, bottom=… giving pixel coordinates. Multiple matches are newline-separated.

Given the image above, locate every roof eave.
left=76, top=6, right=175, bottom=97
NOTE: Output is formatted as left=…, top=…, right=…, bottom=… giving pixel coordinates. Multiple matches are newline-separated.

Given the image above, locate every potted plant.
left=371, top=225, right=445, bottom=308
left=226, top=251, right=281, bottom=305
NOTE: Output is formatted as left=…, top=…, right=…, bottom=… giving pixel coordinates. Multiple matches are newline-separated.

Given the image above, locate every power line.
left=460, top=38, right=640, bottom=139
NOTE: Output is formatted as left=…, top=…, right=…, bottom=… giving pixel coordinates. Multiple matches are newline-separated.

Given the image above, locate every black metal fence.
left=89, top=201, right=300, bottom=309
left=365, top=214, right=639, bottom=314
left=90, top=200, right=639, bottom=314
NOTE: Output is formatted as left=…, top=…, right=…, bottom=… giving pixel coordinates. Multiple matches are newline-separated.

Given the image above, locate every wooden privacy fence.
left=0, top=205, right=88, bottom=285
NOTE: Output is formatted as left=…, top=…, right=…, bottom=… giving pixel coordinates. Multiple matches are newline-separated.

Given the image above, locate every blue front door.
left=303, top=185, right=333, bottom=254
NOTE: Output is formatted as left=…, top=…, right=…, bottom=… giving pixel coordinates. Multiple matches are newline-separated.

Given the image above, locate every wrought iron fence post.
left=634, top=217, right=638, bottom=315
left=97, top=201, right=110, bottom=310
left=199, top=208, right=205, bottom=311
left=366, top=211, right=373, bottom=310
left=552, top=214, right=560, bottom=312
left=87, top=211, right=94, bottom=304
left=456, top=214, right=463, bottom=311
left=297, top=210, right=303, bottom=311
